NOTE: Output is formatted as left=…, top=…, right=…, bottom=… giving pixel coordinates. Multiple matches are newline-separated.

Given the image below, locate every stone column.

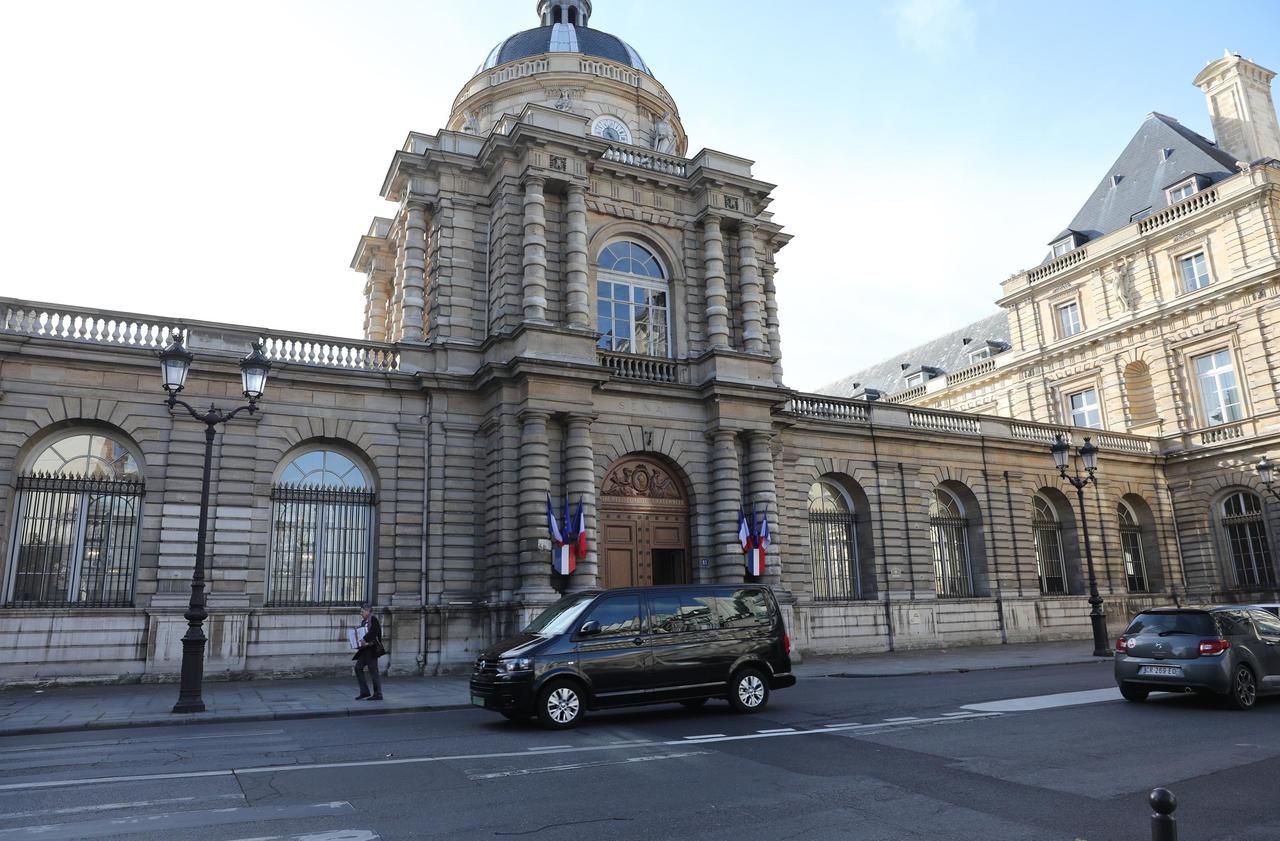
left=702, top=216, right=731, bottom=350
left=402, top=202, right=428, bottom=342
left=744, top=429, right=781, bottom=588
left=390, top=226, right=406, bottom=343
left=516, top=410, right=554, bottom=599
left=763, top=264, right=784, bottom=384
left=738, top=223, right=765, bottom=354
left=565, top=414, right=598, bottom=589
left=522, top=177, right=549, bottom=323
left=364, top=268, right=393, bottom=342
left=565, top=184, right=591, bottom=330
left=709, top=430, right=744, bottom=582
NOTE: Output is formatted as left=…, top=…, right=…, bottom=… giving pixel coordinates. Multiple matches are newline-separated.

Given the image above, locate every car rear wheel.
left=536, top=679, right=585, bottom=729
left=1227, top=664, right=1258, bottom=711
left=1120, top=683, right=1149, bottom=702
left=728, top=668, right=769, bottom=714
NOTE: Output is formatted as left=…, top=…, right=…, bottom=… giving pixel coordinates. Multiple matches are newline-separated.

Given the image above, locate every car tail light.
left=784, top=633, right=791, bottom=655
left=1116, top=637, right=1130, bottom=652
left=1199, top=639, right=1231, bottom=655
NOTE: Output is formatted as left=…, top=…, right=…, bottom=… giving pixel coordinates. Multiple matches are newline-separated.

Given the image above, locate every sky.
left=2, top=0, right=1279, bottom=392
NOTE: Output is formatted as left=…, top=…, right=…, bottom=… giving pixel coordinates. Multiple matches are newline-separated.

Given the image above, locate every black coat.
left=352, top=615, right=383, bottom=663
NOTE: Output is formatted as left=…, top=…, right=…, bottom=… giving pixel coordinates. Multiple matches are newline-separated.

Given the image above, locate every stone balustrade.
left=885, top=383, right=927, bottom=404
left=597, top=350, right=686, bottom=384
left=601, top=146, right=687, bottom=177
left=1138, top=188, right=1218, bottom=235
left=1199, top=420, right=1248, bottom=446
left=784, top=396, right=869, bottom=424
left=1026, top=246, right=1088, bottom=284
left=909, top=409, right=981, bottom=435
left=0, top=298, right=400, bottom=373
left=945, top=356, right=997, bottom=386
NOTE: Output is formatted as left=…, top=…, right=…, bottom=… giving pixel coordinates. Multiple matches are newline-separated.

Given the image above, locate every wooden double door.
left=598, top=455, right=691, bottom=589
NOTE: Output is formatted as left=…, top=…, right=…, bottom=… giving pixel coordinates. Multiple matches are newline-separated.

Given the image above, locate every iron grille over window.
left=1032, top=496, right=1067, bottom=595
left=809, top=511, right=859, bottom=601
left=268, top=484, right=375, bottom=606
left=1221, top=492, right=1276, bottom=589
left=1119, top=502, right=1149, bottom=592
left=930, top=489, right=973, bottom=598
left=7, top=474, right=143, bottom=607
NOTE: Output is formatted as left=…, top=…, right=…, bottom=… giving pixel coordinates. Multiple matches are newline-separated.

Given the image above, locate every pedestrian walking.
left=353, top=603, right=385, bottom=701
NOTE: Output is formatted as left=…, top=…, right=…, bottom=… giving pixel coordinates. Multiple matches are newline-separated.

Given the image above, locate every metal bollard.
left=1150, top=788, right=1177, bottom=841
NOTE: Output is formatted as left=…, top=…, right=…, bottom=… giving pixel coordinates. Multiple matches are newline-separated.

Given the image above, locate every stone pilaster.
left=744, top=429, right=781, bottom=588
left=702, top=216, right=731, bottom=350
left=391, top=224, right=406, bottom=343
left=565, top=185, right=591, bottom=330
left=565, top=414, right=597, bottom=588
left=517, top=410, right=554, bottom=598
left=738, top=223, right=765, bottom=354
left=522, top=177, right=549, bottom=323
left=364, top=268, right=392, bottom=342
left=763, top=264, right=784, bottom=384
left=402, top=202, right=428, bottom=342
left=709, top=429, right=744, bottom=582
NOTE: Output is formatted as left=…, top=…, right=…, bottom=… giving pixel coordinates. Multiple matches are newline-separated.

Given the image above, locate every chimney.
left=1193, top=50, right=1280, bottom=164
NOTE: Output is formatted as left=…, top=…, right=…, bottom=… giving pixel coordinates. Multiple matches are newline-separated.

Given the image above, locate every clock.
left=591, top=116, right=632, bottom=144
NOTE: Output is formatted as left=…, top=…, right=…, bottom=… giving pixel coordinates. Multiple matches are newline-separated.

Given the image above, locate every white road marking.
left=683, top=733, right=726, bottom=740
left=0, top=730, right=286, bottom=755
left=225, top=832, right=378, bottom=841
left=0, top=712, right=1002, bottom=793
left=0, top=801, right=354, bottom=841
left=756, top=728, right=796, bottom=734
left=822, top=722, right=860, bottom=728
left=961, top=687, right=1123, bottom=713
left=467, top=750, right=710, bottom=781
left=883, top=717, right=918, bottom=722
left=0, top=794, right=243, bottom=821
left=525, top=745, right=572, bottom=751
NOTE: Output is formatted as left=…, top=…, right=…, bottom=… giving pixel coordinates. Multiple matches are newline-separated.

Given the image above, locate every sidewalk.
left=0, top=640, right=1108, bottom=737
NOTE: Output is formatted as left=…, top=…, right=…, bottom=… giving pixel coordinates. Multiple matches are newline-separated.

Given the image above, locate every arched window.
left=6, top=431, right=143, bottom=606
left=1220, top=491, right=1276, bottom=589
left=269, top=448, right=375, bottom=605
left=930, top=488, right=973, bottom=597
left=596, top=240, right=671, bottom=357
left=1118, top=501, right=1149, bottom=592
left=1032, top=495, right=1066, bottom=595
left=808, top=481, right=860, bottom=600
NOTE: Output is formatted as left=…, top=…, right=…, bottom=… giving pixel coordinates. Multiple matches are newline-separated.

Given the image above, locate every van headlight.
left=496, top=657, right=533, bottom=674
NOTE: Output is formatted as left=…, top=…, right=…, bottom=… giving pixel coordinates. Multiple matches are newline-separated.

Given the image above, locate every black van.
left=469, top=584, right=796, bottom=729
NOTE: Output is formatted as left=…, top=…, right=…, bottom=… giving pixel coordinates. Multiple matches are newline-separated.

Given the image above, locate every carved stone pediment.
left=601, top=456, right=685, bottom=504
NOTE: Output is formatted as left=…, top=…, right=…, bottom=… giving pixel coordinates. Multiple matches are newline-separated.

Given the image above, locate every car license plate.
left=1138, top=665, right=1182, bottom=677
left=471, top=694, right=486, bottom=706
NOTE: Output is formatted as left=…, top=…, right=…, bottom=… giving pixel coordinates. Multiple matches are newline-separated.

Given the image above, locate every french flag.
left=547, top=495, right=574, bottom=576
left=574, top=497, right=588, bottom=560
left=745, top=505, right=769, bottom=578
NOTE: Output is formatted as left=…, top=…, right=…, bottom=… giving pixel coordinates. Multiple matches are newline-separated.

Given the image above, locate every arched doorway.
left=598, top=455, right=691, bottom=588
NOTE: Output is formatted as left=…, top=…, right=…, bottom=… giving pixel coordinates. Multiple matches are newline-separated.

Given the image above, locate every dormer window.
left=1051, top=238, right=1074, bottom=258
left=904, top=371, right=926, bottom=388
left=1167, top=179, right=1197, bottom=203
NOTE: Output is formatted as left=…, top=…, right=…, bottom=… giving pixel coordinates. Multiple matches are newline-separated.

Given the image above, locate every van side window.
left=679, top=594, right=717, bottom=631
left=650, top=593, right=717, bottom=633
left=584, top=595, right=642, bottom=637
left=649, top=594, right=683, bottom=633
left=713, top=589, right=773, bottom=628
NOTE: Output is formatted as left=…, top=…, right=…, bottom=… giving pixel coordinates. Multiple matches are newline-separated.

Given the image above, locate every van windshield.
left=523, top=593, right=596, bottom=636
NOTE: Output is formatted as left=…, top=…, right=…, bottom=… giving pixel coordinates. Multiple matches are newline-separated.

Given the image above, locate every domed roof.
left=479, top=23, right=652, bottom=75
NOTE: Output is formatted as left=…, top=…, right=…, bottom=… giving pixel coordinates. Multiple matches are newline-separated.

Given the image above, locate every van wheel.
left=1119, top=684, right=1148, bottom=702
left=728, top=668, right=769, bottom=714
left=1227, top=664, right=1257, bottom=711
left=536, top=679, right=584, bottom=729
left=679, top=698, right=709, bottom=710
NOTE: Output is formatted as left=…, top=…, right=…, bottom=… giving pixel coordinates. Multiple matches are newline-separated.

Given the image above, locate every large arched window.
left=1032, top=495, right=1067, bottom=595
left=596, top=240, right=671, bottom=357
left=1220, top=491, right=1276, bottom=589
left=930, top=488, right=973, bottom=598
left=808, top=481, right=860, bottom=600
left=269, top=448, right=375, bottom=605
left=1118, top=501, right=1149, bottom=592
left=6, top=431, right=143, bottom=606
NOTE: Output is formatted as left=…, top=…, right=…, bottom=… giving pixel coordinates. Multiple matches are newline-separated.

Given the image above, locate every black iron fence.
left=268, top=484, right=375, bottom=606
left=808, top=511, right=860, bottom=600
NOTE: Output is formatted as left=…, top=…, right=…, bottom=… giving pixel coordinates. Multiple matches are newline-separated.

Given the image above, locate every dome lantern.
left=538, top=0, right=591, bottom=27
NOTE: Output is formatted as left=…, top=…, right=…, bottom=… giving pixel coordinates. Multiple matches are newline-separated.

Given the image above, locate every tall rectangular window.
left=1068, top=388, right=1102, bottom=428
left=1194, top=349, right=1244, bottom=427
left=1179, top=252, right=1210, bottom=292
left=268, top=485, right=375, bottom=605
left=1056, top=302, right=1082, bottom=338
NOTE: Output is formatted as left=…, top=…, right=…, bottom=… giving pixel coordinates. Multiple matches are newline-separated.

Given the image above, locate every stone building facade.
left=0, top=4, right=1256, bottom=685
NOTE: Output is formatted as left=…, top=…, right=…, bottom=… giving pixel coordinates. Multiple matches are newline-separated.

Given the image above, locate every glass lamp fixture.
left=1051, top=433, right=1071, bottom=474
left=1080, top=437, right=1099, bottom=474
left=159, top=329, right=194, bottom=397
left=1257, top=456, right=1274, bottom=489
left=239, top=342, right=271, bottom=404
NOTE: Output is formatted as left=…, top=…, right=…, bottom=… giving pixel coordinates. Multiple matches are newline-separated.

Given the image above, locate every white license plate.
left=471, top=694, right=486, bottom=706
left=1138, top=665, right=1182, bottom=677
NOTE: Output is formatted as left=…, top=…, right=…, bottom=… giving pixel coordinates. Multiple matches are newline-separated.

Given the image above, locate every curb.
left=816, top=657, right=1109, bottom=679
left=0, top=701, right=475, bottom=738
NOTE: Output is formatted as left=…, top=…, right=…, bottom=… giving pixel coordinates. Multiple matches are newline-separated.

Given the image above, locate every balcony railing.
left=1026, top=247, right=1089, bottom=284
left=597, top=351, right=685, bottom=384
left=909, top=409, right=980, bottom=435
left=1138, top=188, right=1218, bottom=235
left=945, top=357, right=997, bottom=387
left=784, top=396, right=869, bottom=424
left=601, top=146, right=687, bottom=177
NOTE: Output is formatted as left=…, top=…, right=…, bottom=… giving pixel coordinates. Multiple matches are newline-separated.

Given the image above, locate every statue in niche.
left=1105, top=258, right=1137, bottom=311
left=461, top=111, right=480, bottom=134
left=651, top=112, right=675, bottom=154
left=554, top=89, right=575, bottom=112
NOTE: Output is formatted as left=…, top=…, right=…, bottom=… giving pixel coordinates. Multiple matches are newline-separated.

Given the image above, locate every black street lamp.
left=1255, top=456, right=1280, bottom=503
left=159, top=328, right=271, bottom=713
left=1051, top=433, right=1111, bottom=657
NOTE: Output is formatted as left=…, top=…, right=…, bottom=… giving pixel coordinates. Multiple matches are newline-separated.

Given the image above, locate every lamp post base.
left=1089, top=610, right=1111, bottom=658
left=172, top=699, right=207, bottom=714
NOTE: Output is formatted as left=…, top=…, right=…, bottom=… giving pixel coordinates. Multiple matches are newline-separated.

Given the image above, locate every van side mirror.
left=578, top=619, right=601, bottom=637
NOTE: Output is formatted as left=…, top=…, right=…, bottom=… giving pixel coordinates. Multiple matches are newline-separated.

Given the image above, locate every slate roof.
left=1043, top=113, right=1238, bottom=258
left=479, top=24, right=651, bottom=75
left=817, top=311, right=1011, bottom=398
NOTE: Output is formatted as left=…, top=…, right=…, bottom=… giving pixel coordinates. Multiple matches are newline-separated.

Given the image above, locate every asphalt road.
left=3, top=661, right=1278, bottom=841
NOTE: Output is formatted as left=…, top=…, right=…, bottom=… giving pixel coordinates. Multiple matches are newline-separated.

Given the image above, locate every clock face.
left=592, top=116, right=632, bottom=144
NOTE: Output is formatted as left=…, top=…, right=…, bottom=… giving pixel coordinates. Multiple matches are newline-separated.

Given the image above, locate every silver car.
left=1114, top=607, right=1280, bottom=710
